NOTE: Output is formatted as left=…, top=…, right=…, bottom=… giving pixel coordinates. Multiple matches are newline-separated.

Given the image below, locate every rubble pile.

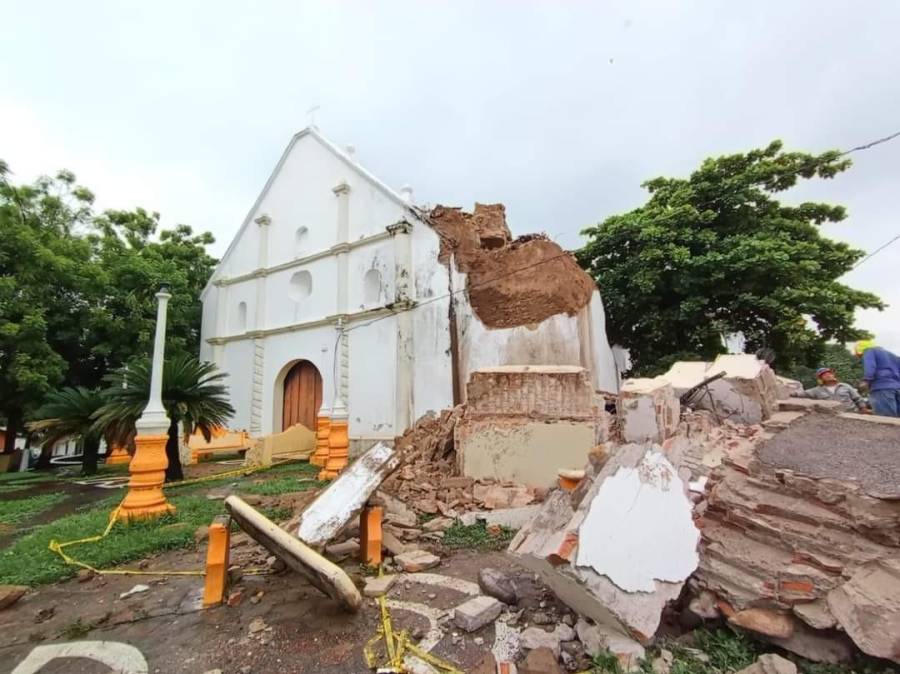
left=510, top=442, right=701, bottom=664
left=693, top=412, right=900, bottom=664
left=379, top=408, right=545, bottom=544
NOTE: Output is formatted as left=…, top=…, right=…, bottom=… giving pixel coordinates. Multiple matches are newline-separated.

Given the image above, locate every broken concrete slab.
left=520, top=626, right=563, bottom=658
left=296, top=442, right=400, bottom=548
left=728, top=608, right=795, bottom=639
left=575, top=450, right=699, bottom=593
left=454, top=595, right=502, bottom=632
left=777, top=397, right=842, bottom=414
left=511, top=443, right=699, bottom=642
left=617, top=377, right=680, bottom=443
left=661, top=355, right=779, bottom=423
left=225, top=495, right=362, bottom=612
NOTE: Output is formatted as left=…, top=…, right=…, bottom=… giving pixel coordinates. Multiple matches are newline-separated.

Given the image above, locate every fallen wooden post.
left=224, top=495, right=362, bottom=612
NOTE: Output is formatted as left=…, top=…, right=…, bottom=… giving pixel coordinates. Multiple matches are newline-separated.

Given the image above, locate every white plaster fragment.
left=575, top=451, right=700, bottom=593
left=297, top=442, right=399, bottom=547
left=12, top=642, right=148, bottom=674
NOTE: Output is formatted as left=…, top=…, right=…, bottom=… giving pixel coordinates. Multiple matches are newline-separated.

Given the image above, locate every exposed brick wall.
left=465, top=366, right=596, bottom=420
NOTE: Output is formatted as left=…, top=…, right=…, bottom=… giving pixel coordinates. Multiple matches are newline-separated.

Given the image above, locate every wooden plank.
left=225, top=495, right=362, bottom=612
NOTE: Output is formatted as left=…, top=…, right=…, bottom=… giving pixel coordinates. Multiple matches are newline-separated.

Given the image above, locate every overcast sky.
left=2, top=1, right=898, bottom=352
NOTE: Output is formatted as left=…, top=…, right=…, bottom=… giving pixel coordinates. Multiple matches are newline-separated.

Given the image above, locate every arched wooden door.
left=282, top=360, right=323, bottom=431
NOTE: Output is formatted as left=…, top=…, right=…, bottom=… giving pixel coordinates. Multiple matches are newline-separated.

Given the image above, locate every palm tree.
left=29, top=387, right=107, bottom=475
left=95, top=355, right=234, bottom=482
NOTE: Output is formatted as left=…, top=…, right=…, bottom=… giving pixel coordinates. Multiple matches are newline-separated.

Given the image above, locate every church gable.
left=205, top=128, right=416, bottom=291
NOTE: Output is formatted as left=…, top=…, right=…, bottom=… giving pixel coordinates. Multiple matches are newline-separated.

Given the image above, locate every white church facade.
left=199, top=127, right=619, bottom=451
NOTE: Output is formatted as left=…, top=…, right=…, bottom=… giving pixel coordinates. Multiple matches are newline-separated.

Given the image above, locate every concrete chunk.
left=510, top=444, right=698, bottom=641
left=617, top=377, right=680, bottom=443
left=454, top=595, right=502, bottom=632
left=363, top=574, right=397, bottom=598
left=395, top=550, right=440, bottom=572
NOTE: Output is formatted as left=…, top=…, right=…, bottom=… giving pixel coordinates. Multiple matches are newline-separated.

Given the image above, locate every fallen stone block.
left=519, top=647, right=564, bottom=674
left=296, top=442, right=400, bottom=548
left=395, top=550, right=440, bottom=572
left=520, top=626, right=563, bottom=658
left=826, top=558, right=900, bottom=664
left=363, top=574, right=397, bottom=598
left=478, top=567, right=517, bottom=605
left=728, top=608, right=795, bottom=639
left=511, top=444, right=699, bottom=642
left=324, top=538, right=360, bottom=560
left=454, top=595, right=502, bottom=632
left=0, top=585, right=27, bottom=610
left=574, top=619, right=645, bottom=672
left=225, top=495, right=362, bottom=612
left=460, top=505, right=541, bottom=529
left=617, top=377, right=680, bottom=443
left=734, top=654, right=797, bottom=674
left=422, top=517, right=454, bottom=532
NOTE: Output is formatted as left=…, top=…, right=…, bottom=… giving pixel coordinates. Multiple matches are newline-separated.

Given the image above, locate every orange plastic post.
left=359, top=505, right=383, bottom=566
left=116, top=433, right=176, bottom=522
left=203, top=517, right=231, bottom=608
left=319, top=415, right=348, bottom=480
left=104, top=442, right=131, bottom=466
left=310, top=413, right=331, bottom=467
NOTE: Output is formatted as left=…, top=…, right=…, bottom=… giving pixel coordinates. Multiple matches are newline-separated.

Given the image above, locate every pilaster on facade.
left=250, top=339, right=265, bottom=436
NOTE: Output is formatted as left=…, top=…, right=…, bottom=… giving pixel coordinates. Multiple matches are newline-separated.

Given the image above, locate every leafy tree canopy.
left=0, top=162, right=217, bottom=451
left=577, top=141, right=883, bottom=375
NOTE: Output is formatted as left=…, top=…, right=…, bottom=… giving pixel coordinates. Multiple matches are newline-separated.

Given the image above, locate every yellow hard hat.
left=854, top=339, right=875, bottom=356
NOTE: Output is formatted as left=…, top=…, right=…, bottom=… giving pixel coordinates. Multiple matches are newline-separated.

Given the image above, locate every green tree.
left=0, top=163, right=96, bottom=451
left=577, top=141, right=883, bottom=375
left=29, top=388, right=107, bottom=475
left=0, top=162, right=217, bottom=454
left=95, top=355, right=234, bottom=482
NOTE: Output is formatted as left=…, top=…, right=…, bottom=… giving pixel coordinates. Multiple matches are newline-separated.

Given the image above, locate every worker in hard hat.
left=791, top=367, right=869, bottom=414
left=856, top=340, right=900, bottom=417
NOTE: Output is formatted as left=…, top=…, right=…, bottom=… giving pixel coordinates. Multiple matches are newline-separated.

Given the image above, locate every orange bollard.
left=203, top=517, right=231, bottom=608
left=319, top=414, right=348, bottom=480
left=116, top=433, right=176, bottom=522
left=359, top=505, right=383, bottom=566
left=105, top=442, right=131, bottom=466
left=310, top=412, right=331, bottom=467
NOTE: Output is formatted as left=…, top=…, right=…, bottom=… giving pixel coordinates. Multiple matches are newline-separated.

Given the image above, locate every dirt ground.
left=0, top=544, right=570, bottom=674
left=756, top=414, right=900, bottom=498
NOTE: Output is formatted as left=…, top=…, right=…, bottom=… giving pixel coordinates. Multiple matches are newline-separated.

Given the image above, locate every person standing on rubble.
left=792, top=367, right=870, bottom=413
left=856, top=340, right=900, bottom=417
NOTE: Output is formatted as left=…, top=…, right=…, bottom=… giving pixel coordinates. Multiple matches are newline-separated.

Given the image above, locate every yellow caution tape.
left=47, top=459, right=309, bottom=579
left=363, top=593, right=463, bottom=674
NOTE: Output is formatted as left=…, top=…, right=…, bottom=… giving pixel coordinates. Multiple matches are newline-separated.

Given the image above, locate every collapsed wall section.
left=456, top=366, right=608, bottom=489
left=425, top=203, right=619, bottom=394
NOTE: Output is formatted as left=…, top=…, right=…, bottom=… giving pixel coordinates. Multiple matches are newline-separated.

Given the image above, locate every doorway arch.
left=280, top=360, right=323, bottom=431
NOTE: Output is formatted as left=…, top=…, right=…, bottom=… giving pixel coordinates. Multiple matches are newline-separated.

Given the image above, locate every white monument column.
left=117, top=284, right=176, bottom=521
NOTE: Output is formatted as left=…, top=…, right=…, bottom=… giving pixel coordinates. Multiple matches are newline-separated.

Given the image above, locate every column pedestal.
left=319, top=417, right=348, bottom=480
left=116, top=434, right=176, bottom=522
left=105, top=443, right=131, bottom=466
left=310, top=414, right=331, bottom=467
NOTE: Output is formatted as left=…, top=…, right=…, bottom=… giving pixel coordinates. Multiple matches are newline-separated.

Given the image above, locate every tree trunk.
left=165, top=418, right=184, bottom=482
left=82, top=436, right=100, bottom=476
left=36, top=443, right=54, bottom=470
left=2, top=411, right=20, bottom=454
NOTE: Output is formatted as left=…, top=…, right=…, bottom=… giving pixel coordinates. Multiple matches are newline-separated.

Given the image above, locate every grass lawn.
left=442, top=521, right=517, bottom=551
left=0, top=493, right=67, bottom=527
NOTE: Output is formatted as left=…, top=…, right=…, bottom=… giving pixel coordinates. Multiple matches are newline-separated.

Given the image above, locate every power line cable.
left=853, top=233, right=900, bottom=269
